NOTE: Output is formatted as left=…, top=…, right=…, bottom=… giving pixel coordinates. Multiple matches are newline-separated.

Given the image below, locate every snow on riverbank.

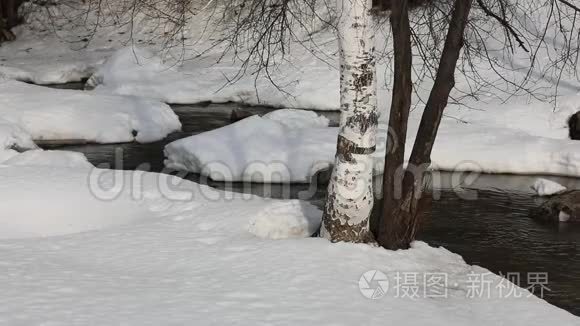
left=0, top=80, right=181, bottom=143
left=423, top=118, right=580, bottom=177
left=165, top=115, right=337, bottom=182
left=1, top=149, right=92, bottom=168
left=89, top=46, right=341, bottom=108
left=0, top=165, right=577, bottom=324
left=1, top=2, right=580, bottom=179
left=165, top=111, right=580, bottom=182
left=0, top=120, right=89, bottom=166
left=0, top=119, right=37, bottom=161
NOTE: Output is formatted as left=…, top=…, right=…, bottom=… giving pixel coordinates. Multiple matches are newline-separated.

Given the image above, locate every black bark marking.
left=336, top=135, right=376, bottom=163
left=352, top=64, right=374, bottom=90
left=345, top=111, right=378, bottom=136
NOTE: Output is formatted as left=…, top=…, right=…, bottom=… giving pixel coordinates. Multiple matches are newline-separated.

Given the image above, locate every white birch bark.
left=321, top=0, right=377, bottom=242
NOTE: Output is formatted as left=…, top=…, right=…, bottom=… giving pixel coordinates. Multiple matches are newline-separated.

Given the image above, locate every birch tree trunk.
left=321, top=0, right=377, bottom=243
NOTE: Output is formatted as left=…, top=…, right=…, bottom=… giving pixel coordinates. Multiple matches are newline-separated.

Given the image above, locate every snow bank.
left=0, top=119, right=37, bottom=162
left=263, top=109, right=330, bottom=128
left=0, top=80, right=181, bottom=143
left=248, top=200, right=321, bottom=239
left=423, top=121, right=580, bottom=177
left=0, top=119, right=93, bottom=168
left=0, top=34, right=107, bottom=84
left=165, top=114, right=580, bottom=183
left=89, top=46, right=340, bottom=108
left=532, top=178, right=568, bottom=196
left=1, top=150, right=92, bottom=168
left=0, top=166, right=577, bottom=324
left=0, top=119, right=36, bottom=151
left=164, top=115, right=337, bottom=182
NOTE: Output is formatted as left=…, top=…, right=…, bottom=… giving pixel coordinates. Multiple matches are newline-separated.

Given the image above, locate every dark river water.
left=39, top=86, right=580, bottom=316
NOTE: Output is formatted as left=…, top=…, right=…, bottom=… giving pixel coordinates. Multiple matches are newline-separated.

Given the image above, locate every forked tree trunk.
left=321, top=0, right=378, bottom=243
left=378, top=0, right=473, bottom=249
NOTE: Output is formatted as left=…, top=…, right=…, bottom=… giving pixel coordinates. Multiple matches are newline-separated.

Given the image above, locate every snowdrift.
left=0, top=80, right=181, bottom=143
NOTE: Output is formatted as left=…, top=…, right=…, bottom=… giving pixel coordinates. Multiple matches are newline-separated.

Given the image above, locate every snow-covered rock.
left=164, top=115, right=337, bottom=182
left=559, top=210, right=571, bottom=222
left=532, top=178, right=568, bottom=196
left=0, top=80, right=181, bottom=143
left=248, top=200, right=321, bottom=239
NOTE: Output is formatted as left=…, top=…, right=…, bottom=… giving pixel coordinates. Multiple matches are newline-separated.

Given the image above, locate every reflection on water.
left=419, top=187, right=580, bottom=316
left=41, top=100, right=579, bottom=316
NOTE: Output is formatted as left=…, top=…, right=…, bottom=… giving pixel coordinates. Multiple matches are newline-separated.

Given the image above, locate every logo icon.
left=359, top=270, right=389, bottom=299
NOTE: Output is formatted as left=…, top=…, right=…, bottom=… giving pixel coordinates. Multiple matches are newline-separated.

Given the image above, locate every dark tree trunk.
left=378, top=0, right=473, bottom=250
left=372, top=0, right=430, bottom=11
left=377, top=0, right=413, bottom=249
left=0, top=0, right=24, bottom=43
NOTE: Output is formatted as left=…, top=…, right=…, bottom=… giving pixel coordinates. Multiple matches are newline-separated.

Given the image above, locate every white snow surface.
left=0, top=166, right=156, bottom=239
left=90, top=45, right=340, bottom=108
left=262, top=108, right=330, bottom=128
left=0, top=118, right=92, bottom=167
left=417, top=117, right=580, bottom=177
left=532, top=178, right=568, bottom=196
left=164, top=115, right=337, bottom=182
left=1, top=149, right=92, bottom=168
left=0, top=165, right=578, bottom=325
left=0, top=120, right=87, bottom=167
left=0, top=80, right=181, bottom=143
left=0, top=119, right=36, bottom=151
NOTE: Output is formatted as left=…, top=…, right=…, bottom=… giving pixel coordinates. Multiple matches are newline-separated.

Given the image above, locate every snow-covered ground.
left=0, top=80, right=181, bottom=143
left=0, top=164, right=578, bottom=324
